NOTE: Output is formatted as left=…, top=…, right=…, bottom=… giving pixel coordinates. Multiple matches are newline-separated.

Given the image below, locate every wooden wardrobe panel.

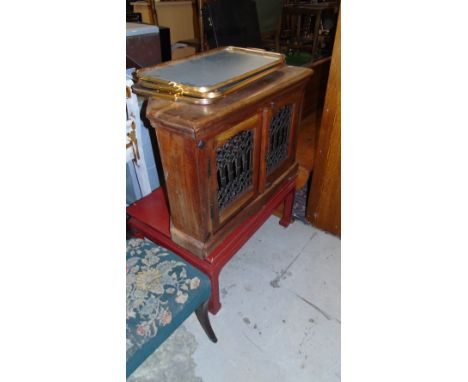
left=306, top=10, right=341, bottom=236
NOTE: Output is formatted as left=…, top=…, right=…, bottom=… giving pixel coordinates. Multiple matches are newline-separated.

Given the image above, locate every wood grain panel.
left=155, top=127, right=209, bottom=246
left=306, top=10, right=341, bottom=236
left=146, top=64, right=312, bottom=257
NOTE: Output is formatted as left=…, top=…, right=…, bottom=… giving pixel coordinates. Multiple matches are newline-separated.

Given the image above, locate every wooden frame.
left=212, top=113, right=262, bottom=228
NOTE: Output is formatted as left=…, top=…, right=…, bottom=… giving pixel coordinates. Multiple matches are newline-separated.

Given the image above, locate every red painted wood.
left=127, top=187, right=171, bottom=236
left=127, top=217, right=210, bottom=272
left=279, top=187, right=295, bottom=227
left=126, top=178, right=296, bottom=314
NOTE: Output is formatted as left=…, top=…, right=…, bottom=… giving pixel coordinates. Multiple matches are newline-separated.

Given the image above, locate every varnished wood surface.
left=156, top=127, right=209, bottom=242
left=306, top=10, right=341, bottom=236
left=146, top=65, right=312, bottom=138
left=214, top=113, right=263, bottom=227
left=145, top=60, right=312, bottom=257
left=302, top=60, right=331, bottom=119
left=296, top=112, right=319, bottom=175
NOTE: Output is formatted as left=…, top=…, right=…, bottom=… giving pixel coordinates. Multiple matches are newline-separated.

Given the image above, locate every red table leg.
left=207, top=268, right=222, bottom=314
left=279, top=186, right=295, bottom=227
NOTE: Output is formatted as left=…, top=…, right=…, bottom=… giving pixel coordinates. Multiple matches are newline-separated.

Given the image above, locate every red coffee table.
left=127, top=177, right=295, bottom=314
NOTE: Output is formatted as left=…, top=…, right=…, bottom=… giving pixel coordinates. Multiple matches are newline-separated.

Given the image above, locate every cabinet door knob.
left=197, top=140, right=206, bottom=149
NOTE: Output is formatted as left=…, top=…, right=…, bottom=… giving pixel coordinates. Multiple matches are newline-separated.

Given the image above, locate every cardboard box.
left=155, top=1, right=194, bottom=45
left=171, top=45, right=196, bottom=60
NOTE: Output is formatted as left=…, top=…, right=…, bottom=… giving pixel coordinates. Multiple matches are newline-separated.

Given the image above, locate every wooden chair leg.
left=195, top=301, right=218, bottom=343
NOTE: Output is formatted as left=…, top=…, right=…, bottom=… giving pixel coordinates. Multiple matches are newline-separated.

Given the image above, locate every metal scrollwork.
left=216, top=129, right=253, bottom=210
left=266, top=104, right=292, bottom=175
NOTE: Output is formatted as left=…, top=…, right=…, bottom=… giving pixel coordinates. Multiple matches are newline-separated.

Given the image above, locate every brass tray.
left=134, top=46, right=285, bottom=101
left=132, top=83, right=215, bottom=105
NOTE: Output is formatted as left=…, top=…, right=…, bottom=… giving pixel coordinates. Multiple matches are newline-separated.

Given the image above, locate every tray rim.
left=135, top=46, right=285, bottom=97
left=132, top=83, right=215, bottom=105
left=133, top=65, right=281, bottom=104
left=138, top=80, right=222, bottom=99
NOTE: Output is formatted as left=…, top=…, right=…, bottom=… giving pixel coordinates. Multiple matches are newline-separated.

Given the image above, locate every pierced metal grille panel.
left=216, top=129, right=253, bottom=210
left=266, top=104, right=293, bottom=175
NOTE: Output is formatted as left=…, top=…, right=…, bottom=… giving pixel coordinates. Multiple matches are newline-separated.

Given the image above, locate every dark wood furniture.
left=277, top=1, right=339, bottom=64
left=202, top=0, right=262, bottom=49
left=143, top=64, right=312, bottom=258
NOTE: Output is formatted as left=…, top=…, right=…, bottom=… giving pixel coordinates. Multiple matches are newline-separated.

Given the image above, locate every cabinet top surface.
left=146, top=65, right=313, bottom=135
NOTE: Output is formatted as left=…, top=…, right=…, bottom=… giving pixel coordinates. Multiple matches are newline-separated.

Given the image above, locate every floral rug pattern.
left=126, top=238, right=201, bottom=362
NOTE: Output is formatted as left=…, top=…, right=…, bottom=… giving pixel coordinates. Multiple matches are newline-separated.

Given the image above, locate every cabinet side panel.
left=155, top=127, right=208, bottom=242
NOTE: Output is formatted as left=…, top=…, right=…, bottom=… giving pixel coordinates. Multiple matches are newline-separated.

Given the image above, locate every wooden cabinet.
left=146, top=65, right=312, bottom=258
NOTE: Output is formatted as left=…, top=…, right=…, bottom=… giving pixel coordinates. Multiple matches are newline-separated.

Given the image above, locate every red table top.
left=127, top=178, right=295, bottom=265
left=127, top=187, right=171, bottom=238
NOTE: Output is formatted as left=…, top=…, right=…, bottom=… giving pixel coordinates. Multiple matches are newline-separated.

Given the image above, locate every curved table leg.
left=195, top=301, right=218, bottom=343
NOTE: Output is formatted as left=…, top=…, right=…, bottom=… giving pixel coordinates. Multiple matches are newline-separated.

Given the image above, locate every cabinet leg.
left=279, top=187, right=295, bottom=227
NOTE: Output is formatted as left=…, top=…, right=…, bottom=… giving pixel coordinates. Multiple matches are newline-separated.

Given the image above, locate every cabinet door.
left=260, top=91, right=302, bottom=190
left=209, top=112, right=262, bottom=230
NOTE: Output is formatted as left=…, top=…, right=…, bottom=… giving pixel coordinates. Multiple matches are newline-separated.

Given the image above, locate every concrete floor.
left=130, top=216, right=341, bottom=382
